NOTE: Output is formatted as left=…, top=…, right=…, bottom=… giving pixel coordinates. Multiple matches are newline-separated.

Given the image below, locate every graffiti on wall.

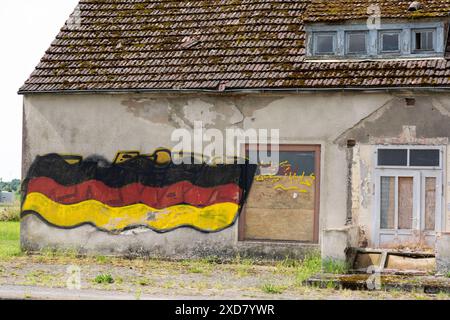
left=254, top=160, right=316, bottom=194
left=21, top=149, right=257, bottom=234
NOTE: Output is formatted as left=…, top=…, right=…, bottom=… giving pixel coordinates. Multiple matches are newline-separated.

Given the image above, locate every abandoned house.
left=18, top=0, right=450, bottom=271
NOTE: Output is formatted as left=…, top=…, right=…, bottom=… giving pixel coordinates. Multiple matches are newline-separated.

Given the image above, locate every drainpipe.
left=346, top=140, right=356, bottom=226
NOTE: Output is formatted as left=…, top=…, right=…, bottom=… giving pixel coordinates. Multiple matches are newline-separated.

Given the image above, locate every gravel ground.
left=1, top=255, right=450, bottom=300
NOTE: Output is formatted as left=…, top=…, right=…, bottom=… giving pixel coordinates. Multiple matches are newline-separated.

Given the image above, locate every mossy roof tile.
left=19, top=0, right=450, bottom=93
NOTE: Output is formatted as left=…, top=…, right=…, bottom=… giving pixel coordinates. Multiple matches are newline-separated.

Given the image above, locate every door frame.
left=372, top=145, right=445, bottom=247
left=238, top=144, right=321, bottom=244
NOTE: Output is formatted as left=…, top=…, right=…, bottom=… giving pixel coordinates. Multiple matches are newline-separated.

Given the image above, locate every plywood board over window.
left=239, top=145, right=321, bottom=243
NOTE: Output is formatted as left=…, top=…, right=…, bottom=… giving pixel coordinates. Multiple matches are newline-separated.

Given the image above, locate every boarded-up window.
left=425, top=177, right=436, bottom=231
left=398, top=177, right=413, bottom=229
left=380, top=177, right=395, bottom=229
left=242, top=146, right=320, bottom=243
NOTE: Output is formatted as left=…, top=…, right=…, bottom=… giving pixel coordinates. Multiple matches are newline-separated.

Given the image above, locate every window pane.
left=398, top=177, right=413, bottom=229
left=316, top=34, right=334, bottom=54
left=378, top=149, right=408, bottom=166
left=382, top=33, right=399, bottom=52
left=248, top=150, right=315, bottom=176
left=380, top=177, right=395, bottom=229
left=415, top=31, right=434, bottom=51
left=348, top=33, right=366, bottom=53
left=410, top=149, right=440, bottom=167
left=425, top=177, right=436, bottom=231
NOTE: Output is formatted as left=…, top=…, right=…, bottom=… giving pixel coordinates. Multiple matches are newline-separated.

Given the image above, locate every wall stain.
left=121, top=95, right=281, bottom=130
left=336, top=96, right=450, bottom=145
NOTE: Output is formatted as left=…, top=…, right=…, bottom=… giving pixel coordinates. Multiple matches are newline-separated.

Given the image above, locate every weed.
left=296, top=253, right=322, bottom=285
left=322, top=259, right=350, bottom=274
left=136, top=278, right=153, bottom=286
left=95, top=256, right=112, bottom=264
left=261, top=283, right=284, bottom=294
left=94, top=273, right=114, bottom=284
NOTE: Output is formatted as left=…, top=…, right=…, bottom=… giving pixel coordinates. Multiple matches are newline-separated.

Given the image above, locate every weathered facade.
left=18, top=0, right=450, bottom=267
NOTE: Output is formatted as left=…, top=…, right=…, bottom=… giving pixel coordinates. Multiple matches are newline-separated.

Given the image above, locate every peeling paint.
left=337, top=96, right=450, bottom=145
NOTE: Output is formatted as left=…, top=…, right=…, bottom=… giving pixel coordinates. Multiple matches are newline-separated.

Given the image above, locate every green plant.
left=231, top=254, right=255, bottom=277
left=261, top=283, right=284, bottom=294
left=322, top=259, right=350, bottom=274
left=136, top=278, right=153, bottom=286
left=94, top=273, right=114, bottom=284
left=296, top=253, right=322, bottom=285
left=95, top=255, right=112, bottom=264
left=445, top=272, right=450, bottom=279
left=188, top=266, right=204, bottom=274
left=279, top=257, right=301, bottom=268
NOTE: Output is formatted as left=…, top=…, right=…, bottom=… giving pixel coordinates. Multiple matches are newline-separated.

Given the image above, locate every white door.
left=374, top=147, right=443, bottom=248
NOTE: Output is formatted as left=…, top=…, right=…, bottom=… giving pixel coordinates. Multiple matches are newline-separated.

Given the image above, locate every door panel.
left=375, top=170, right=420, bottom=247
left=424, top=177, right=436, bottom=231
left=398, top=177, right=414, bottom=230
left=380, top=176, right=395, bottom=229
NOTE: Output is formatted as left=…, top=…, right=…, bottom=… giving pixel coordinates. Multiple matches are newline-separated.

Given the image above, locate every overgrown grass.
left=322, top=259, right=350, bottom=274
left=0, top=221, right=21, bottom=258
left=0, top=203, right=21, bottom=222
left=296, top=253, right=322, bottom=285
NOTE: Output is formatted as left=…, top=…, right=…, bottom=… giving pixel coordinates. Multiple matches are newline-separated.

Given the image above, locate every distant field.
left=0, top=222, right=21, bottom=258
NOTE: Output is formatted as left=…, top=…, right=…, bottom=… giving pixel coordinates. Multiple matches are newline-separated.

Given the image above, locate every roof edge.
left=18, top=86, right=450, bottom=95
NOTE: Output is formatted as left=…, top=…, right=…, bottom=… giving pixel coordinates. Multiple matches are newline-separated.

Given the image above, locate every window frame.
left=372, top=145, right=445, bottom=247
left=412, top=28, right=436, bottom=53
left=375, top=145, right=443, bottom=171
left=345, top=31, right=369, bottom=55
left=312, top=32, right=337, bottom=56
left=378, top=30, right=402, bottom=54
left=306, top=21, right=444, bottom=60
left=238, top=144, right=322, bottom=244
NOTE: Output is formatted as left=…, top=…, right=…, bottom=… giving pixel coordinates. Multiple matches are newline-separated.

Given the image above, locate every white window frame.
left=379, top=30, right=402, bottom=54
left=412, top=28, right=436, bottom=53
left=312, top=32, right=337, bottom=56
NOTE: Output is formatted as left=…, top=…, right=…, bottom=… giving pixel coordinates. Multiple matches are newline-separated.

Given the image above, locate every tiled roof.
left=305, top=0, right=450, bottom=22
left=19, top=0, right=450, bottom=93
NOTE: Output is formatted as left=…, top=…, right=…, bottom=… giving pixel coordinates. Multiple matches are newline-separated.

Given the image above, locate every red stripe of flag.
left=27, top=177, right=242, bottom=208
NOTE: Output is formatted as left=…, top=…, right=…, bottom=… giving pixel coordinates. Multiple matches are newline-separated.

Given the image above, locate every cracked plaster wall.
left=24, top=91, right=425, bottom=257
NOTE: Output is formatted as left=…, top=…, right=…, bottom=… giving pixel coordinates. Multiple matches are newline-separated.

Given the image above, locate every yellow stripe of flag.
left=22, top=192, right=239, bottom=232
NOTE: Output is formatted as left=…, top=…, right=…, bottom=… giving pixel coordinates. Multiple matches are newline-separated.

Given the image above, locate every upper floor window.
left=413, top=29, right=435, bottom=52
left=306, top=22, right=444, bottom=59
left=379, top=30, right=401, bottom=53
left=313, top=32, right=336, bottom=55
left=377, top=147, right=441, bottom=168
left=346, top=32, right=367, bottom=54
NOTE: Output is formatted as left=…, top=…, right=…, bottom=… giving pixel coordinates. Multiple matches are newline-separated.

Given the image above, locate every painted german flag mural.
left=21, top=150, right=257, bottom=234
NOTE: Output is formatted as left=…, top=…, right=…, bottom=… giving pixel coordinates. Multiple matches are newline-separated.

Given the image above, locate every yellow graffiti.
left=113, top=151, right=141, bottom=164
left=254, top=175, right=282, bottom=183
left=254, top=159, right=316, bottom=194
left=22, top=193, right=239, bottom=232
left=273, top=185, right=308, bottom=193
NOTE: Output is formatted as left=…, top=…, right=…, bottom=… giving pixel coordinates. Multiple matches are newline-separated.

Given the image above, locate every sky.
left=0, top=0, right=79, bottom=181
